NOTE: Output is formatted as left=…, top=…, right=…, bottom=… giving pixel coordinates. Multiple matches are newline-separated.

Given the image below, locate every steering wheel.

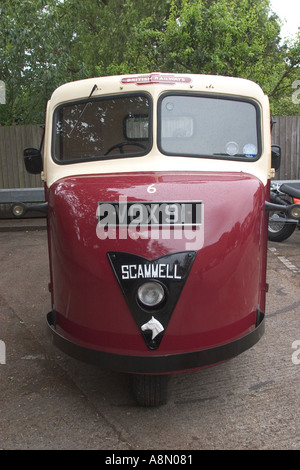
left=105, top=141, right=146, bottom=155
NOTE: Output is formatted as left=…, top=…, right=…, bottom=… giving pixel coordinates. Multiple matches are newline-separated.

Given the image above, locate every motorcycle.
left=268, top=181, right=300, bottom=242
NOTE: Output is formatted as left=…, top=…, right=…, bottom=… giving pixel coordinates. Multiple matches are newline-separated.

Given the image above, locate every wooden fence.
left=0, top=117, right=299, bottom=191
left=272, top=116, right=300, bottom=180
left=0, top=124, right=44, bottom=190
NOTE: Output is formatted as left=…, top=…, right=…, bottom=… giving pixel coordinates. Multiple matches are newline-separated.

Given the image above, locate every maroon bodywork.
left=46, top=170, right=267, bottom=373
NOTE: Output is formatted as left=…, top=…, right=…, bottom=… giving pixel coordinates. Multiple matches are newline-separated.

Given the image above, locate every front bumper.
left=46, top=309, right=265, bottom=374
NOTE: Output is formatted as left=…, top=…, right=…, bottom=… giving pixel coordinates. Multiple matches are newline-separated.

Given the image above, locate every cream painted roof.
left=49, top=72, right=266, bottom=107
left=42, top=73, right=271, bottom=187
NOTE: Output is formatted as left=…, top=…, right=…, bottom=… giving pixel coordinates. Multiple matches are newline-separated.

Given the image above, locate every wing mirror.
left=23, top=147, right=43, bottom=174
left=271, top=145, right=281, bottom=171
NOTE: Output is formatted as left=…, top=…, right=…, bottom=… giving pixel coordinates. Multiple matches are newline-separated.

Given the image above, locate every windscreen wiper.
left=68, top=84, right=98, bottom=138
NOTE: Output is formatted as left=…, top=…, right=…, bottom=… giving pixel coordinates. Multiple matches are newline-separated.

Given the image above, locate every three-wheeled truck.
left=17, top=73, right=300, bottom=406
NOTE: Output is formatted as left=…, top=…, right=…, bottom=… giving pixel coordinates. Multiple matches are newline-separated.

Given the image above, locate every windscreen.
left=53, top=93, right=151, bottom=163
left=158, top=93, right=260, bottom=160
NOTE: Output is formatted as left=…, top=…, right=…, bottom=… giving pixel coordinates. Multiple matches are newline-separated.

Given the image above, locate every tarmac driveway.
left=0, top=220, right=300, bottom=450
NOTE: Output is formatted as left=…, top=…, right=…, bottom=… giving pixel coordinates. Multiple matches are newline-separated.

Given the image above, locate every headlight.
left=290, top=204, right=300, bottom=219
left=137, top=281, right=165, bottom=308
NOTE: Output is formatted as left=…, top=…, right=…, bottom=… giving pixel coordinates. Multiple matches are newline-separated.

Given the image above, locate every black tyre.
left=268, top=202, right=296, bottom=242
left=132, top=374, right=169, bottom=407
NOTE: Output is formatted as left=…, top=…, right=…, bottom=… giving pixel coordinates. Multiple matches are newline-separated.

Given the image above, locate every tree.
left=0, top=0, right=78, bottom=125
left=0, top=0, right=299, bottom=125
left=124, top=0, right=300, bottom=114
left=0, top=0, right=177, bottom=124
left=267, top=36, right=300, bottom=114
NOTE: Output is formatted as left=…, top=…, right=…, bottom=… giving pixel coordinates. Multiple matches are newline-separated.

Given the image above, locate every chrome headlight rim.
left=136, top=280, right=167, bottom=310
left=290, top=204, right=300, bottom=219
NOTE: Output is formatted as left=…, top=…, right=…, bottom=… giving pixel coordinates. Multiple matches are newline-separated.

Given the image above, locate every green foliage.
left=0, top=0, right=77, bottom=124
left=0, top=0, right=299, bottom=125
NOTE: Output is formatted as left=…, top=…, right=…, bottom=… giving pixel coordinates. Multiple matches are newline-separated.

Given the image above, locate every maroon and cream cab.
left=24, top=73, right=279, bottom=405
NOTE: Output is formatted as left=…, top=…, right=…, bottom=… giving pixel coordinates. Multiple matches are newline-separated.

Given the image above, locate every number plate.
left=97, top=201, right=203, bottom=227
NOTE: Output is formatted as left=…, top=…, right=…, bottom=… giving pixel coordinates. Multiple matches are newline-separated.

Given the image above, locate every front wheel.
left=268, top=203, right=296, bottom=242
left=132, top=374, right=169, bottom=407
